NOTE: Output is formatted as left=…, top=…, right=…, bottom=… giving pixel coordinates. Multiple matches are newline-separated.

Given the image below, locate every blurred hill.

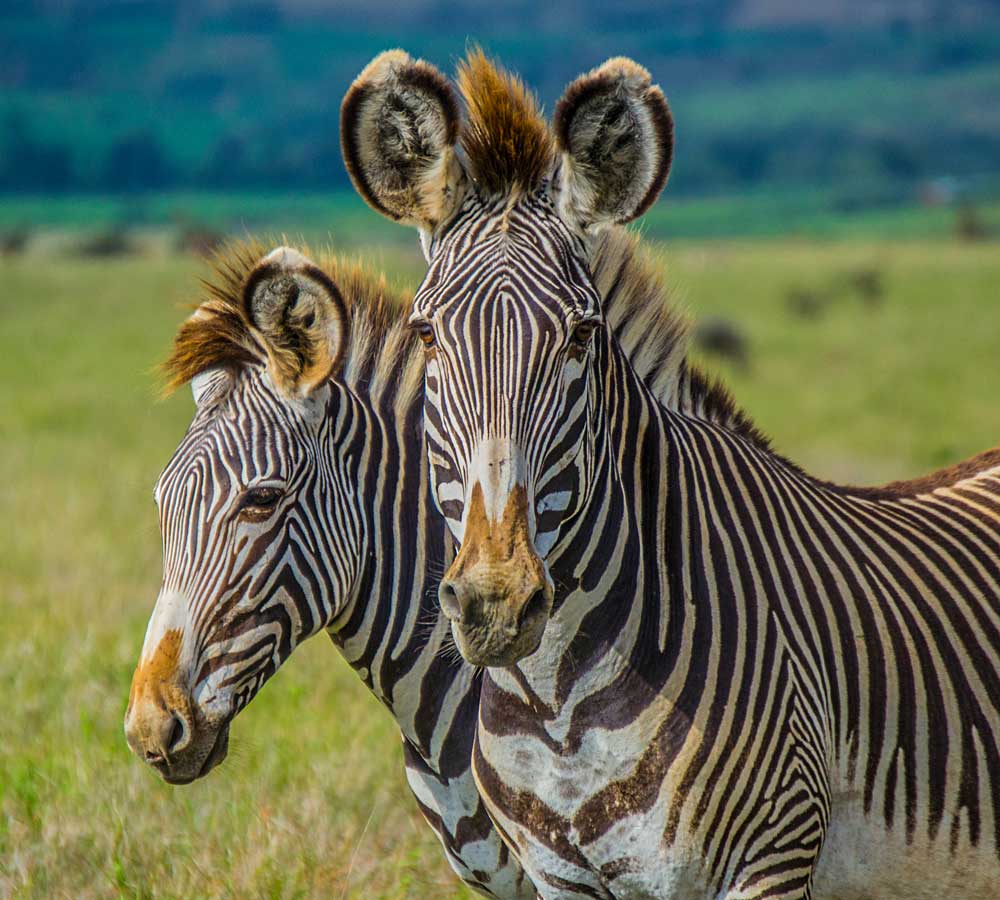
left=2, top=0, right=1000, bottom=211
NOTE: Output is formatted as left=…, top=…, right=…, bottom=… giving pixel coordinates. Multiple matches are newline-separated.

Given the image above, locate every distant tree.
left=297, top=130, right=351, bottom=189
left=876, top=138, right=919, bottom=180
left=955, top=202, right=989, bottom=242
left=709, top=133, right=770, bottom=183
left=102, top=132, right=174, bottom=192
left=0, top=111, right=74, bottom=191
left=210, top=2, right=282, bottom=32
left=693, top=316, right=750, bottom=371
left=0, top=226, right=31, bottom=255
left=200, top=135, right=250, bottom=188
left=76, top=228, right=135, bottom=257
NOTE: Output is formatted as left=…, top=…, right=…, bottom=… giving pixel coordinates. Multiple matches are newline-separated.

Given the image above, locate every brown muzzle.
left=438, top=483, right=554, bottom=666
left=124, top=629, right=228, bottom=784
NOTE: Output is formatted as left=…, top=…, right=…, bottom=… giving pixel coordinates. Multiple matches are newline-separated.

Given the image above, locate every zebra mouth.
left=197, top=721, right=230, bottom=777
left=451, top=598, right=550, bottom=667
left=162, top=721, right=230, bottom=785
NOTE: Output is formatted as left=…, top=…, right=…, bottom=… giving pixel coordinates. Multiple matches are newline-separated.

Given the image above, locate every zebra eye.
left=238, top=486, right=283, bottom=518
left=412, top=321, right=436, bottom=348
left=570, top=320, right=599, bottom=348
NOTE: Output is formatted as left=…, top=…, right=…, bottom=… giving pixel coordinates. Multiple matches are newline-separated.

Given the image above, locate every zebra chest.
left=473, top=707, right=713, bottom=898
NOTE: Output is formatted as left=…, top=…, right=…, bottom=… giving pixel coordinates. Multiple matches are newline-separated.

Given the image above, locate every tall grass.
left=1, top=238, right=998, bottom=897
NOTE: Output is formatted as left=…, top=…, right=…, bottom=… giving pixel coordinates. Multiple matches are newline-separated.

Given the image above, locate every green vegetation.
left=3, top=1, right=1000, bottom=213
left=2, top=236, right=998, bottom=896
left=2, top=189, right=999, bottom=244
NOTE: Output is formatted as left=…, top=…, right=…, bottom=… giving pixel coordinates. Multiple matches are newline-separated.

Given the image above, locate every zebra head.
left=342, top=50, right=673, bottom=665
left=125, top=247, right=362, bottom=783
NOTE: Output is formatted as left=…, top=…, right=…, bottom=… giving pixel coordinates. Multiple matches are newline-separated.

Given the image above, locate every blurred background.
left=3, top=0, right=1000, bottom=239
left=2, top=2, right=999, bottom=897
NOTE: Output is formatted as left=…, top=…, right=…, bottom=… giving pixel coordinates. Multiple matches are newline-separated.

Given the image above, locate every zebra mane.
left=163, top=235, right=767, bottom=450
left=593, top=227, right=771, bottom=451
left=456, top=47, right=555, bottom=197
left=163, top=240, right=424, bottom=412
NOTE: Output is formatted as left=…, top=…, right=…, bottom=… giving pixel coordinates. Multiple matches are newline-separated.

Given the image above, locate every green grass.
left=664, top=239, right=1000, bottom=480
left=2, top=236, right=999, bottom=897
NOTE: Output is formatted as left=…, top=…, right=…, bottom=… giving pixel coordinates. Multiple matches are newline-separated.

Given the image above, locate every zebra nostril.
left=167, top=713, right=185, bottom=753
left=157, top=711, right=188, bottom=758
left=439, top=581, right=464, bottom=622
left=519, top=589, right=550, bottom=628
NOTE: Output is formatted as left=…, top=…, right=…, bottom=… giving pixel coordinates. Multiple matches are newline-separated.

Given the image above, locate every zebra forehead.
left=418, top=201, right=600, bottom=321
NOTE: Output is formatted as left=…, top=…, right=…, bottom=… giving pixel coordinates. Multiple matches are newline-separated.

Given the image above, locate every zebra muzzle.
left=124, top=627, right=231, bottom=784
left=438, top=483, right=555, bottom=666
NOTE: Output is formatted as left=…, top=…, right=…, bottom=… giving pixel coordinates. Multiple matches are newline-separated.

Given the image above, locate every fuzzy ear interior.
left=341, top=50, right=465, bottom=230
left=553, top=57, right=674, bottom=232
left=242, top=247, right=349, bottom=397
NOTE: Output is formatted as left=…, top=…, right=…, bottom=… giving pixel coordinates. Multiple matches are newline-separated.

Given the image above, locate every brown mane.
left=161, top=237, right=998, bottom=501
left=829, top=447, right=1000, bottom=501
left=162, top=231, right=767, bottom=452
left=163, top=240, right=268, bottom=392
left=163, top=232, right=763, bottom=452
left=593, top=227, right=772, bottom=451
left=456, top=48, right=555, bottom=197
left=162, top=240, right=423, bottom=412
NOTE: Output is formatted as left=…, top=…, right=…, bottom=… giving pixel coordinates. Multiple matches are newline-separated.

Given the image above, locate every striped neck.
left=320, top=380, right=475, bottom=759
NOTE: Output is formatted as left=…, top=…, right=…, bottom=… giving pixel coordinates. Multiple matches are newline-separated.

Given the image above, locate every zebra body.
left=341, top=49, right=1000, bottom=897
left=126, top=239, right=723, bottom=896
left=473, top=363, right=1000, bottom=897
left=125, top=246, right=532, bottom=898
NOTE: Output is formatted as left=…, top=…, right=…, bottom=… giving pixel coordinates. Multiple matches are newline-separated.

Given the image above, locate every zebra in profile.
left=123, top=234, right=734, bottom=895
left=343, top=48, right=1000, bottom=898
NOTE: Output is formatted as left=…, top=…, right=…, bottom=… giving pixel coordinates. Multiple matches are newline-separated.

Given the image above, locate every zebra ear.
left=242, top=247, right=349, bottom=398
left=341, top=50, right=466, bottom=232
left=553, top=57, right=674, bottom=233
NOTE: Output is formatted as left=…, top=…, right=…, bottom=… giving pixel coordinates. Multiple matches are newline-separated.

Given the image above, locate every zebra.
left=123, top=234, right=736, bottom=895
left=342, top=48, right=1000, bottom=897
left=122, top=243, right=529, bottom=897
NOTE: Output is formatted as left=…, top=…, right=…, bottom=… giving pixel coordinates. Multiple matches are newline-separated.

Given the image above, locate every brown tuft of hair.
left=162, top=240, right=267, bottom=395
left=681, top=364, right=773, bottom=451
left=456, top=47, right=555, bottom=196
left=831, top=446, right=1000, bottom=501
left=594, top=227, right=772, bottom=453
left=161, top=240, right=423, bottom=411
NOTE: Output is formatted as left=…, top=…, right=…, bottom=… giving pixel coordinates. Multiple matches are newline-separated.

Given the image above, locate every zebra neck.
left=502, top=336, right=775, bottom=711
left=324, top=386, right=478, bottom=763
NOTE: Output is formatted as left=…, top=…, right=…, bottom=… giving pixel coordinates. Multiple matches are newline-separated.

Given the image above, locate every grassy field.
left=2, top=235, right=999, bottom=898
left=3, top=189, right=1000, bottom=243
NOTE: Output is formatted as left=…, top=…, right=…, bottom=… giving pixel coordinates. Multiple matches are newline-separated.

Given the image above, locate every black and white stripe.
left=147, top=355, right=533, bottom=897
left=412, top=195, right=1000, bottom=897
